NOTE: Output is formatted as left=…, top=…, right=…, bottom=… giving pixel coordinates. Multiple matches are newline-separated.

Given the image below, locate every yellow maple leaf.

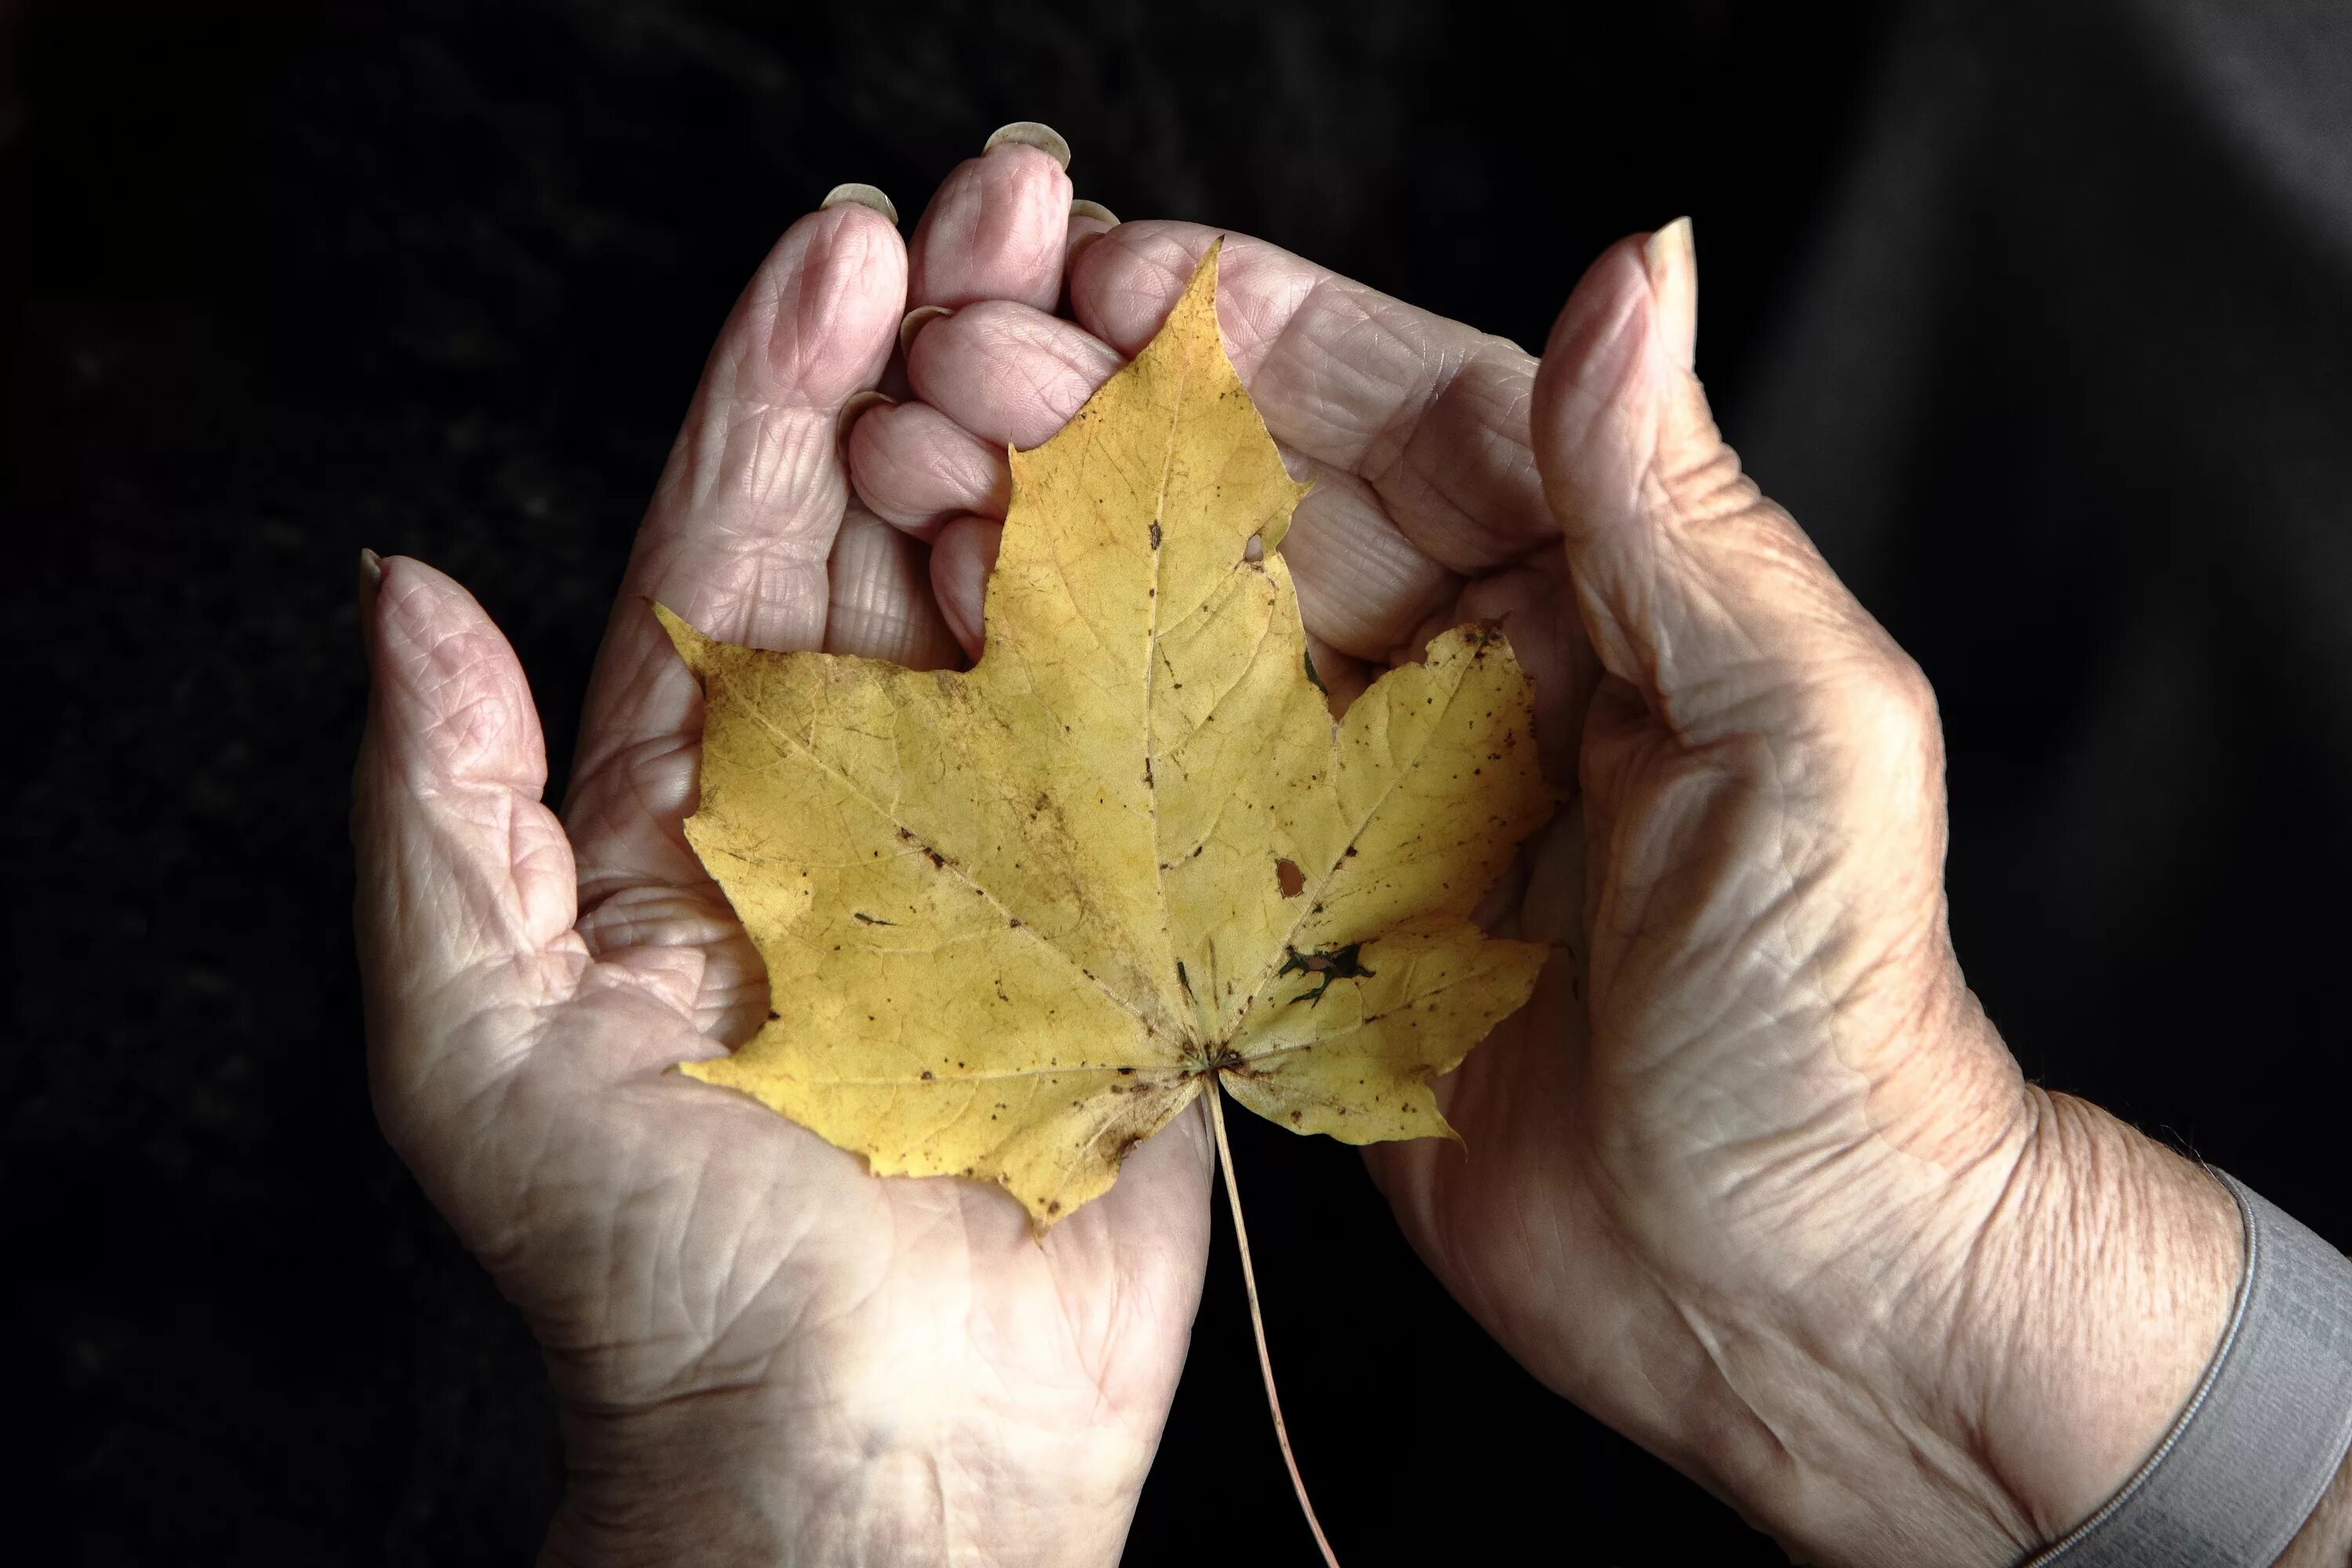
left=657, top=245, right=1554, bottom=1230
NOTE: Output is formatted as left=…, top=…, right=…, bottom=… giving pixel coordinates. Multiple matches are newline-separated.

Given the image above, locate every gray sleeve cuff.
left=2017, top=1171, right=2352, bottom=1567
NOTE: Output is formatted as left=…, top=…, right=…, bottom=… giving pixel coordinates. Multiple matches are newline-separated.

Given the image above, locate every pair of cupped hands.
left=354, top=130, right=2243, bottom=1567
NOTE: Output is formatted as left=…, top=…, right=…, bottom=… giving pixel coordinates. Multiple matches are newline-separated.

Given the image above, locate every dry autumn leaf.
left=657, top=244, right=1553, bottom=1231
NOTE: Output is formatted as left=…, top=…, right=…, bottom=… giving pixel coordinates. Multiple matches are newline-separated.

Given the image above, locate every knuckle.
left=1661, top=437, right=1757, bottom=528
left=1838, top=646, right=1944, bottom=784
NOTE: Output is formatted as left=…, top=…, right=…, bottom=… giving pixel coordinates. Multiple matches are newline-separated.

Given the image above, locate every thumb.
left=353, top=554, right=583, bottom=1163
left=1531, top=220, right=1926, bottom=749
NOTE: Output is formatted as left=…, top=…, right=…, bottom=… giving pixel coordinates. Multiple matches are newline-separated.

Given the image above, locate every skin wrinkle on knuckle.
left=920, top=307, right=1118, bottom=441
left=568, top=799, right=699, bottom=919
left=1000, top=350, right=1091, bottom=432
left=852, top=405, right=1005, bottom=527
left=1656, top=411, right=1755, bottom=515
left=676, top=402, right=829, bottom=539
left=924, top=431, right=1000, bottom=492
left=577, top=882, right=732, bottom=953
left=1388, top=349, right=1548, bottom=548
left=1261, top=282, right=1418, bottom=464
left=412, top=706, right=524, bottom=793
left=1281, top=469, right=1456, bottom=652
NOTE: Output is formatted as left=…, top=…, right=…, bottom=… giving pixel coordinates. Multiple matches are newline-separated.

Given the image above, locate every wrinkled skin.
left=869, top=210, right=2245, bottom=1565
left=359, top=143, right=2290, bottom=1568
left=356, top=150, right=1210, bottom=1568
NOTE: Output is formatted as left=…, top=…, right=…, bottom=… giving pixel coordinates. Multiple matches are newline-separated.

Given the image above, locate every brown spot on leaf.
left=1276, top=858, right=1305, bottom=898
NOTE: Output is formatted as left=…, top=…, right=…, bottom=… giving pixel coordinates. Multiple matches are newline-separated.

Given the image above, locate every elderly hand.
left=879, top=213, right=2276, bottom=1567
left=354, top=135, right=1210, bottom=1568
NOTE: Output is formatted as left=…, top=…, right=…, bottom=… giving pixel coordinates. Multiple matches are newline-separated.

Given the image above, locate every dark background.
left=8, top=0, right=2349, bottom=1563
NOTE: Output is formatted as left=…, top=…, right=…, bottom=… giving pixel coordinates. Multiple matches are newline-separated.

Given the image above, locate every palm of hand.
left=461, top=974, right=1207, bottom=1527
left=358, top=147, right=1209, bottom=1565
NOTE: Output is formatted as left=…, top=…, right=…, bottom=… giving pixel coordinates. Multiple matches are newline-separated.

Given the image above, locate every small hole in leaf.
left=1276, top=858, right=1305, bottom=898
left=1243, top=534, right=1263, bottom=562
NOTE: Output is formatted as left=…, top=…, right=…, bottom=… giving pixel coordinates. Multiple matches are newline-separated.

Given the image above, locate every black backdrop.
left=9, top=1, right=2350, bottom=1563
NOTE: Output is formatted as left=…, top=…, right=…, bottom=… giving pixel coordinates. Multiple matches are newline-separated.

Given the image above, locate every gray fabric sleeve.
left=2017, top=1171, right=2352, bottom=1567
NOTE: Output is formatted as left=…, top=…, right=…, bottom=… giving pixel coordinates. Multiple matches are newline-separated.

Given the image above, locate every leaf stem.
left=1206, top=1077, right=1342, bottom=1568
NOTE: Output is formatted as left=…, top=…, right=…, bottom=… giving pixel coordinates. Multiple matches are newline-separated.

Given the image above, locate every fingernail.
left=898, top=304, right=954, bottom=357
left=1069, top=198, right=1119, bottom=227
left=839, top=389, right=896, bottom=441
left=1640, top=216, right=1691, bottom=288
left=1642, top=216, right=1697, bottom=372
left=358, top=548, right=383, bottom=650
left=822, top=183, right=900, bottom=225
left=983, top=121, right=1072, bottom=169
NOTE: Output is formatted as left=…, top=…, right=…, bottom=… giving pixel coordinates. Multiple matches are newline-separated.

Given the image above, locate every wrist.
left=1951, top=1091, right=2243, bottom=1548
left=1728, top=1087, right=2242, bottom=1566
left=1652, top=1083, right=2241, bottom=1568
left=541, top=1384, right=1153, bottom=1568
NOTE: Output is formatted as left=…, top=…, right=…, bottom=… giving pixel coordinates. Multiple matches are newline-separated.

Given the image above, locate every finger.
left=1069, top=221, right=1556, bottom=575
left=931, top=514, right=1002, bottom=661
left=1529, top=220, right=1925, bottom=749
left=354, top=555, right=581, bottom=1157
left=614, top=198, right=906, bottom=651
left=847, top=397, right=1010, bottom=535
left=906, top=299, right=1123, bottom=447
left=1456, top=557, right=1599, bottom=782
left=565, top=199, right=905, bottom=1011
left=851, top=136, right=1088, bottom=529
left=906, top=125, right=1074, bottom=314
left=850, top=305, right=1109, bottom=532
left=1280, top=459, right=1461, bottom=661
left=824, top=504, right=963, bottom=670
left=1304, top=631, right=1372, bottom=717
left=1062, top=198, right=1119, bottom=294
